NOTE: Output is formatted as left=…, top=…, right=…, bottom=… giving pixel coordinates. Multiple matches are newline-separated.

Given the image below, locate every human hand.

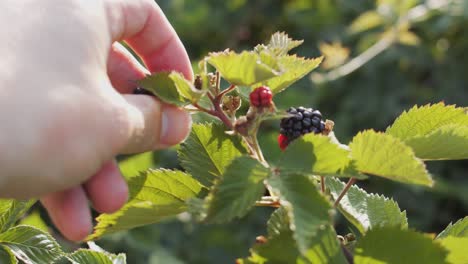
left=0, top=0, right=192, bottom=241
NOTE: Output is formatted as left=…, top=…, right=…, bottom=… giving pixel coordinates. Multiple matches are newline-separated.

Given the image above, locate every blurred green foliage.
left=62, top=0, right=468, bottom=263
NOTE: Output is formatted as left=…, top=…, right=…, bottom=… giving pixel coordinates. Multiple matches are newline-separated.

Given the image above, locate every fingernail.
left=159, top=106, right=192, bottom=147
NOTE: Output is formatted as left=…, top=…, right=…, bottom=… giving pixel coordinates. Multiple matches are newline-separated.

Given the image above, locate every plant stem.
left=219, top=84, right=237, bottom=98
left=321, top=176, right=325, bottom=193
left=256, top=197, right=280, bottom=208
left=333, top=177, right=356, bottom=207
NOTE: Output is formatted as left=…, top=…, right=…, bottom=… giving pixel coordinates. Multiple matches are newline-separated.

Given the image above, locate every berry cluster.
left=279, top=106, right=325, bottom=149
left=249, top=86, right=273, bottom=107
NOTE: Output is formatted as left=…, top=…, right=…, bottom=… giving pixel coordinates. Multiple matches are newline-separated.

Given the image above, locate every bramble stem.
left=256, top=196, right=280, bottom=208
left=219, top=84, right=237, bottom=97
left=333, top=177, right=356, bottom=207
left=321, top=176, right=325, bottom=193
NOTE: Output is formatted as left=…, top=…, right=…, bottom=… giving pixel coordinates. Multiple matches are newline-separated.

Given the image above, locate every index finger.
left=105, top=0, right=193, bottom=80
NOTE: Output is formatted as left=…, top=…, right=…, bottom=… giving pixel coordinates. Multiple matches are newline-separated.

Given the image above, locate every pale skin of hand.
left=0, top=0, right=192, bottom=241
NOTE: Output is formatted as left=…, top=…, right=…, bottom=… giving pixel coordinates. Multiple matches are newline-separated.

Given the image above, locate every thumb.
left=118, top=94, right=191, bottom=154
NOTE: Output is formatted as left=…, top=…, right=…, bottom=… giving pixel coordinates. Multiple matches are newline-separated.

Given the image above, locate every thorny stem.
left=333, top=177, right=356, bottom=207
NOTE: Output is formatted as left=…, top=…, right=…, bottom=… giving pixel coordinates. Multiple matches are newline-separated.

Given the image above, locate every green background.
left=42, top=1, right=468, bottom=263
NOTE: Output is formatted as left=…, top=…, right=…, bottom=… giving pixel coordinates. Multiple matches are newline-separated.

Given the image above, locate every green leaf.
left=0, top=225, right=63, bottom=264
left=436, top=217, right=468, bottom=239
left=86, top=242, right=126, bottom=264
left=19, top=210, right=49, bottom=233
left=137, top=72, right=189, bottom=107
left=255, top=32, right=304, bottom=56
left=68, top=250, right=113, bottom=264
left=88, top=169, right=203, bottom=240
left=169, top=71, right=206, bottom=103
left=326, top=177, right=408, bottom=234
left=348, top=11, right=385, bottom=34
left=207, top=51, right=279, bottom=86
left=255, top=55, right=323, bottom=94
left=439, top=237, right=468, bottom=264
left=178, top=123, right=247, bottom=187
left=0, top=199, right=36, bottom=233
left=248, top=231, right=300, bottom=264
left=279, top=134, right=357, bottom=178
left=403, top=125, right=468, bottom=160
left=266, top=207, right=290, bottom=237
left=118, top=152, right=155, bottom=179
left=205, top=156, right=270, bottom=223
left=0, top=246, right=17, bottom=264
left=350, top=130, right=432, bottom=186
left=354, top=227, right=448, bottom=264
left=386, top=103, right=468, bottom=160
left=268, top=174, right=332, bottom=253
left=301, top=225, right=348, bottom=264
left=386, top=103, right=468, bottom=139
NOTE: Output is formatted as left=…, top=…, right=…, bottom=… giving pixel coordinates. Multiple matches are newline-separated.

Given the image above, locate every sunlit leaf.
left=437, top=217, right=468, bottom=239
left=255, top=32, right=304, bottom=56
left=354, top=227, right=448, bottom=264
left=88, top=169, right=203, bottom=240
left=137, top=72, right=189, bottom=106
left=0, top=200, right=36, bottom=233
left=178, top=123, right=247, bottom=187
left=280, top=133, right=358, bottom=178
left=207, top=50, right=279, bottom=86
left=0, top=225, right=63, bottom=264
left=255, top=55, right=323, bottom=94
left=350, top=130, right=432, bottom=186
left=326, top=177, right=408, bottom=234
left=439, top=236, right=468, bottom=264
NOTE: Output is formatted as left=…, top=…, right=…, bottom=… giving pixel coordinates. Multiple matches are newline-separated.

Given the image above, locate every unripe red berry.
left=278, top=134, right=289, bottom=151
left=250, top=86, right=273, bottom=107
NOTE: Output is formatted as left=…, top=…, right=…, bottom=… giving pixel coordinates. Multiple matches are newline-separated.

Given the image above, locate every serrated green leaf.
left=68, top=249, right=113, bottom=264
left=178, top=123, right=247, bottom=187
left=436, top=217, right=468, bottom=239
left=280, top=134, right=357, bottom=178
left=386, top=103, right=468, bottom=141
left=207, top=51, right=279, bottom=86
left=404, top=125, right=468, bottom=160
left=0, top=246, right=17, bottom=264
left=86, top=242, right=126, bottom=264
left=326, top=177, right=408, bottom=234
left=301, top=225, right=348, bottom=264
left=88, top=169, right=203, bottom=240
left=169, top=72, right=206, bottom=103
left=255, top=32, right=304, bottom=56
left=386, top=103, right=468, bottom=160
left=0, top=225, right=63, bottom=264
left=205, top=156, right=269, bottom=223
left=268, top=174, right=332, bottom=253
left=137, top=72, right=189, bottom=107
left=255, top=55, right=323, bottom=94
left=348, top=11, right=385, bottom=34
left=0, top=199, right=36, bottom=233
left=267, top=207, right=290, bottom=237
left=354, top=227, right=448, bottom=264
left=439, top=236, right=468, bottom=264
left=350, top=130, right=432, bottom=186
left=118, top=152, right=155, bottom=179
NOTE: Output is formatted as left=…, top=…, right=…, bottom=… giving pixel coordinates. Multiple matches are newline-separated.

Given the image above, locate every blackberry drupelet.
left=280, top=106, right=325, bottom=144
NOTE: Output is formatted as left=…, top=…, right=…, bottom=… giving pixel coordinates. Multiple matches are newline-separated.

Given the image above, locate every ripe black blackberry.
left=280, top=106, right=325, bottom=143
